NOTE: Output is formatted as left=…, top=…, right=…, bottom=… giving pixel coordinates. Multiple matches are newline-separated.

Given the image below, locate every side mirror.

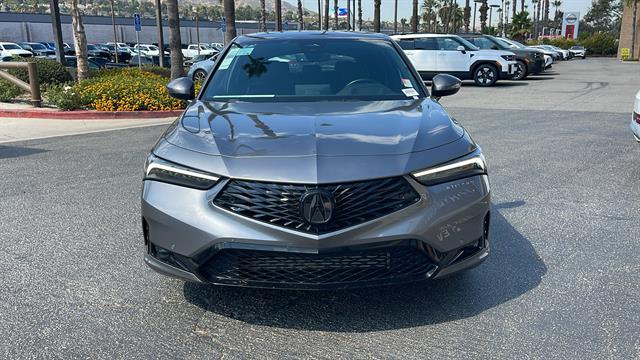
left=166, top=77, right=195, bottom=100
left=431, top=74, right=462, bottom=100
left=456, top=45, right=466, bottom=53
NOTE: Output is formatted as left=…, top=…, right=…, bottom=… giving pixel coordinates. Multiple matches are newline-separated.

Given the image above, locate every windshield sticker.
left=218, top=47, right=240, bottom=69
left=402, top=88, right=419, bottom=97
left=401, top=78, right=412, bottom=87
left=218, top=57, right=233, bottom=70
left=236, top=47, right=254, bottom=56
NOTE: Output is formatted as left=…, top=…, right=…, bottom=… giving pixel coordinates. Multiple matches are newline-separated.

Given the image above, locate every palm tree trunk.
left=166, top=0, right=183, bottom=79
left=223, top=0, right=236, bottom=44
left=543, top=0, right=549, bottom=26
left=347, top=0, right=351, bottom=30
left=334, top=0, right=338, bottom=29
left=317, top=0, right=322, bottom=29
left=632, top=0, right=638, bottom=59
left=511, top=0, right=516, bottom=21
left=324, top=0, right=329, bottom=30
left=357, top=0, right=362, bottom=30
left=373, top=0, right=381, bottom=32
left=70, top=0, right=88, bottom=80
left=521, top=0, right=524, bottom=13
left=464, top=0, right=471, bottom=32
left=394, top=0, right=398, bottom=33
left=275, top=0, right=282, bottom=31
left=411, top=0, right=418, bottom=33
left=260, top=0, right=266, bottom=32
left=297, top=0, right=304, bottom=30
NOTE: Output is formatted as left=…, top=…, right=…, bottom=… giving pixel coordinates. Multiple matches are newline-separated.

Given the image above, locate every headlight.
left=501, top=54, right=515, bottom=61
left=411, top=154, right=487, bottom=186
left=144, top=154, right=219, bottom=190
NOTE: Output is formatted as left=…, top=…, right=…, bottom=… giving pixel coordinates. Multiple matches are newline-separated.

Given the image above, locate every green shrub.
left=579, top=33, right=618, bottom=56
left=44, top=83, right=83, bottom=111
left=75, top=68, right=184, bottom=111
left=0, top=78, right=24, bottom=102
left=8, top=57, right=73, bottom=85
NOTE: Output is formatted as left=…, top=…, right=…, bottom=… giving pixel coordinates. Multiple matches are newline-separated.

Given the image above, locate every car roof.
left=0, top=42, right=19, bottom=45
left=236, top=30, right=390, bottom=43
left=391, top=33, right=456, bottom=39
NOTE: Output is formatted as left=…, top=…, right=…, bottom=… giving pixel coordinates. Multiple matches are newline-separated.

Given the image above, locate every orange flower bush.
left=75, top=68, right=185, bottom=111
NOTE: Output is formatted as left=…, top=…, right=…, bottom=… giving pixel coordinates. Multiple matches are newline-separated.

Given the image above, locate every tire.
left=473, top=64, right=499, bottom=87
left=192, top=69, right=207, bottom=82
left=512, top=60, right=528, bottom=80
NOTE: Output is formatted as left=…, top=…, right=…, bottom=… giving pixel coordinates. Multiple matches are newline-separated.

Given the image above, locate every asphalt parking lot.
left=1, top=58, right=638, bottom=359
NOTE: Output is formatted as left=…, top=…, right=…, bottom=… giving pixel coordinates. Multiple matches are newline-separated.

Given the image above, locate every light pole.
left=49, top=0, right=66, bottom=65
left=472, top=0, right=483, bottom=32
left=110, top=0, right=118, bottom=63
left=155, top=0, right=164, bottom=68
left=489, top=4, right=500, bottom=31
left=194, top=11, right=200, bottom=55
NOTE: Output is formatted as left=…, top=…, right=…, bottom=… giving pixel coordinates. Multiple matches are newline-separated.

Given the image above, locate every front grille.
left=213, top=177, right=420, bottom=234
left=200, top=245, right=436, bottom=289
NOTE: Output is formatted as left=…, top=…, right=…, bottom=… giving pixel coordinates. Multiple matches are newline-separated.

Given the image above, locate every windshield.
left=455, top=37, right=480, bottom=51
left=203, top=38, right=425, bottom=102
left=508, top=39, right=527, bottom=48
left=3, top=44, right=21, bottom=50
left=492, top=37, right=514, bottom=49
left=29, top=43, right=46, bottom=50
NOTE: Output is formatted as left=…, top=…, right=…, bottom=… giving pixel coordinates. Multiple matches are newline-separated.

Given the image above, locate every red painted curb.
left=0, top=109, right=184, bottom=120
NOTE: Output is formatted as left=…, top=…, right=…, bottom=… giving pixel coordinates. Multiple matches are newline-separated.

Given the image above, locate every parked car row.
left=182, top=33, right=585, bottom=88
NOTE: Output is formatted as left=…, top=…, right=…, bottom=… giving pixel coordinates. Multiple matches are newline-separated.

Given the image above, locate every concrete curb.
left=0, top=109, right=183, bottom=120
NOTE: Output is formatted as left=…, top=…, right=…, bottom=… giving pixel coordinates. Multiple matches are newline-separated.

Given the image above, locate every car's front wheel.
left=512, top=60, right=528, bottom=80
left=192, top=69, right=207, bottom=83
left=473, top=64, right=498, bottom=87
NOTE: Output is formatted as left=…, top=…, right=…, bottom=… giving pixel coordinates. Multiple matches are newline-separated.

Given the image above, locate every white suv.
left=392, top=34, right=517, bottom=86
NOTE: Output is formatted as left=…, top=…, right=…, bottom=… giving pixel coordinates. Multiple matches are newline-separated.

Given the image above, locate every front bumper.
left=499, top=62, right=518, bottom=79
left=141, top=175, right=491, bottom=290
left=528, top=58, right=545, bottom=74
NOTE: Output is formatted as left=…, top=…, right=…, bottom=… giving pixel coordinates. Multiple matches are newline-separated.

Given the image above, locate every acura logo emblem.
left=300, top=190, right=334, bottom=224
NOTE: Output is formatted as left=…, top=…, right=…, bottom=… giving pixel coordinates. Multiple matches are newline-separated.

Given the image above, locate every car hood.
left=156, top=98, right=477, bottom=183
left=163, top=98, right=465, bottom=158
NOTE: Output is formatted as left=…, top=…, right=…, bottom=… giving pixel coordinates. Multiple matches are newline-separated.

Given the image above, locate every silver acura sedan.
left=142, top=31, right=491, bottom=290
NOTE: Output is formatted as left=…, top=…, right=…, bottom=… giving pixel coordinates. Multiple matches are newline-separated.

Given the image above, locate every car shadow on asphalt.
left=0, top=145, right=49, bottom=159
left=182, top=203, right=546, bottom=332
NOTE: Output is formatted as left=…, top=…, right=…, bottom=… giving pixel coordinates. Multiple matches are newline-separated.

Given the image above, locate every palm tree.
left=509, top=10, right=531, bottom=39
left=297, top=0, right=304, bottom=30
left=222, top=0, right=236, bottom=43
left=317, top=0, right=322, bottom=29
left=627, top=0, right=638, bottom=59
left=333, top=0, right=338, bottom=29
left=70, top=0, right=88, bottom=80
left=260, top=0, right=266, bottom=32
left=394, top=0, right=398, bottom=33
left=422, top=0, right=439, bottom=32
left=167, top=0, right=183, bottom=79
left=464, top=0, right=471, bottom=32
left=543, top=0, right=549, bottom=26
left=400, top=18, right=407, bottom=32
left=552, top=0, right=561, bottom=27
left=532, top=0, right=538, bottom=36
left=324, top=0, right=329, bottom=30
left=373, top=0, right=381, bottom=32
left=412, top=0, right=419, bottom=32
left=520, top=0, right=524, bottom=13
left=347, top=0, right=351, bottom=30
left=275, top=0, right=282, bottom=31
left=479, top=0, right=488, bottom=32
left=357, top=0, right=362, bottom=30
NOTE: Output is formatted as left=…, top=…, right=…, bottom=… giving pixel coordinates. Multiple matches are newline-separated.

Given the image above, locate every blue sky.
left=299, top=0, right=592, bottom=24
